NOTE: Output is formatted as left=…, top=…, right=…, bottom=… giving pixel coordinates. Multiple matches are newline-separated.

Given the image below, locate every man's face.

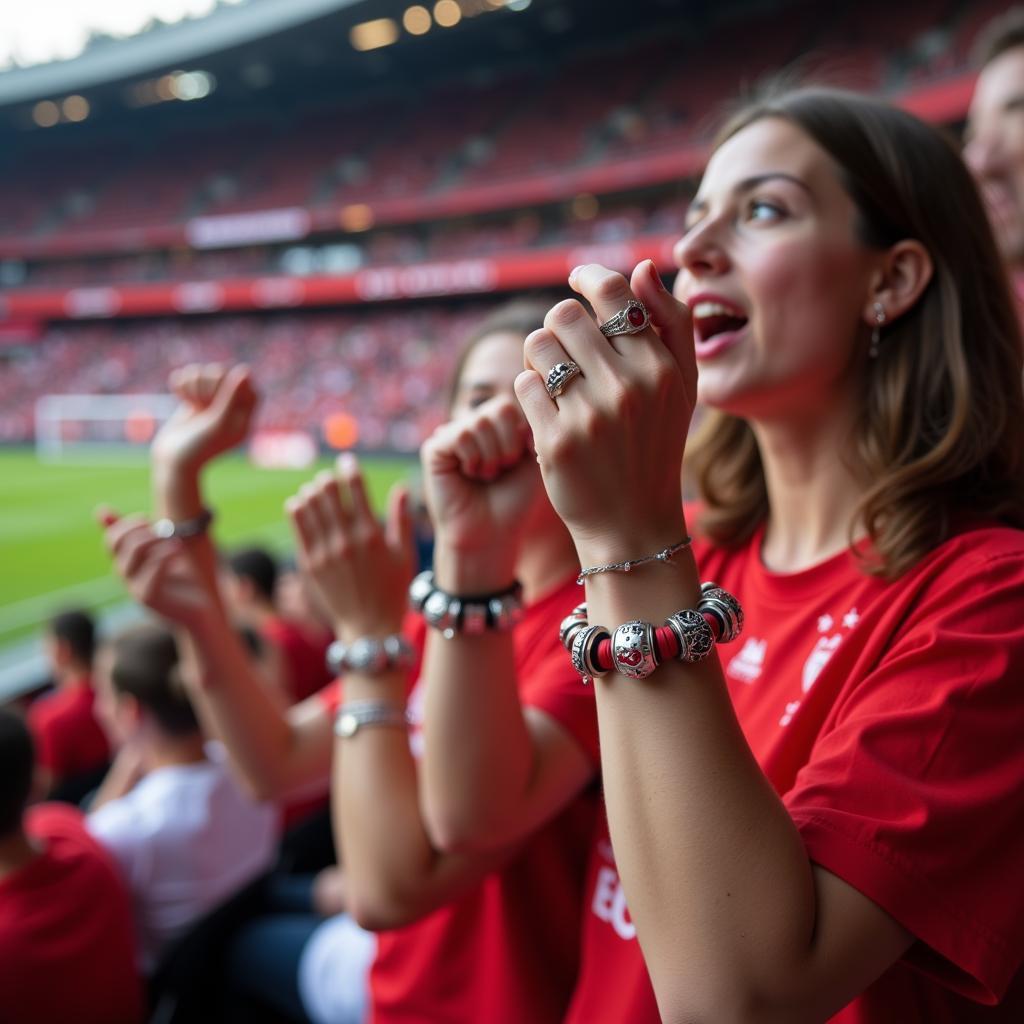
left=966, top=46, right=1024, bottom=266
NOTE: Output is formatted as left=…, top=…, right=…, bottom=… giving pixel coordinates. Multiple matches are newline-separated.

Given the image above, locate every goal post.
left=34, top=393, right=180, bottom=463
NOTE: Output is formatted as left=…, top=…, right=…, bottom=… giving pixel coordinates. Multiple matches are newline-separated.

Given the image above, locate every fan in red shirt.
left=28, top=608, right=110, bottom=796
left=0, top=708, right=143, bottom=1024
left=224, top=546, right=334, bottom=704
left=505, top=88, right=1024, bottom=1022
left=99, top=301, right=597, bottom=1024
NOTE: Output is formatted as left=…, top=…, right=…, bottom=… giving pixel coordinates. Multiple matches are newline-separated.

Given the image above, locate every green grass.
left=0, top=448, right=414, bottom=651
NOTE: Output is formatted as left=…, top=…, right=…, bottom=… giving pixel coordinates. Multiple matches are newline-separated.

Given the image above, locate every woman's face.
left=450, top=330, right=526, bottom=418
left=673, top=117, right=879, bottom=421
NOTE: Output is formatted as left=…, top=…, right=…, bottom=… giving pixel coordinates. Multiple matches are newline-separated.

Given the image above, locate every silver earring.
left=869, top=302, right=886, bottom=359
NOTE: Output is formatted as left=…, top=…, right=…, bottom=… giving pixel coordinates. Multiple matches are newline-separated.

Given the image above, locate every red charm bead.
left=626, top=304, right=646, bottom=328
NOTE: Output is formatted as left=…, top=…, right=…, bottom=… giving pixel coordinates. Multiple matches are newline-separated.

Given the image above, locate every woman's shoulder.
left=913, top=522, right=1024, bottom=580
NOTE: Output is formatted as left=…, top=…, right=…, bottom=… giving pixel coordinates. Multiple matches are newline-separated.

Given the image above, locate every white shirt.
left=87, top=744, right=277, bottom=970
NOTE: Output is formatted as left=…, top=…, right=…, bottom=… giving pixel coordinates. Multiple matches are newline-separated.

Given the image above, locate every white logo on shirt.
left=726, top=637, right=767, bottom=684
left=592, top=866, right=636, bottom=941
left=780, top=606, right=860, bottom=727
left=802, top=634, right=843, bottom=693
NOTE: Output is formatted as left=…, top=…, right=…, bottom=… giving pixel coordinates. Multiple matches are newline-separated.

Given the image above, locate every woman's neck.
left=752, top=400, right=866, bottom=573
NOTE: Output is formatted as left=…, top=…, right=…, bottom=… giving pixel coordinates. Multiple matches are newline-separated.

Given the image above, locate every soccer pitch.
left=0, top=448, right=414, bottom=653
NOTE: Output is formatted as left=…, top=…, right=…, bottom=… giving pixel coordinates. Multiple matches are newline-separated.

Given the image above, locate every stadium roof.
left=0, top=0, right=364, bottom=108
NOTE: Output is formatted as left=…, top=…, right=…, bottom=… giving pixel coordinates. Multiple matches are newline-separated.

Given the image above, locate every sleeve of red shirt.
left=519, top=644, right=600, bottom=768
left=26, top=699, right=60, bottom=775
left=784, top=549, right=1024, bottom=1005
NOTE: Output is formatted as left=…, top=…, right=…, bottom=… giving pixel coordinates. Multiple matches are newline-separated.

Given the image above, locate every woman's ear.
left=864, top=239, right=934, bottom=325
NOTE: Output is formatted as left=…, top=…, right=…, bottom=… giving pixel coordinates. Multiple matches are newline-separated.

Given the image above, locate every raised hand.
left=286, top=455, right=415, bottom=643
left=151, top=363, right=259, bottom=472
left=98, top=508, right=217, bottom=629
left=420, top=393, right=542, bottom=572
left=514, top=260, right=697, bottom=564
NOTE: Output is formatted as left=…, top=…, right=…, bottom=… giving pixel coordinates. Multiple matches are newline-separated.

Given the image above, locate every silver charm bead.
left=570, top=624, right=609, bottom=685
left=698, top=584, right=743, bottom=643
left=346, top=637, right=390, bottom=674
left=665, top=609, right=715, bottom=663
left=423, top=589, right=456, bottom=634
left=326, top=640, right=347, bottom=675
left=489, top=594, right=524, bottom=632
left=408, top=571, right=436, bottom=611
left=559, top=603, right=589, bottom=649
left=383, top=634, right=416, bottom=669
left=611, top=620, right=658, bottom=680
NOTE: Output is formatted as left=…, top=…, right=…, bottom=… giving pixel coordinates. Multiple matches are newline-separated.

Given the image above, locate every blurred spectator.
left=86, top=621, right=277, bottom=972
left=27, top=608, right=110, bottom=800
left=0, top=707, right=144, bottom=1024
left=965, top=6, right=1024, bottom=289
left=225, top=547, right=336, bottom=704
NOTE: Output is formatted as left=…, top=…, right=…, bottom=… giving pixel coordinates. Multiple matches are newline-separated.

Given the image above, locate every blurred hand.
left=312, top=866, right=348, bottom=917
left=98, top=508, right=217, bottom=629
left=420, top=393, right=542, bottom=567
left=151, top=363, right=258, bottom=472
left=514, top=261, right=696, bottom=563
left=286, top=455, right=415, bottom=643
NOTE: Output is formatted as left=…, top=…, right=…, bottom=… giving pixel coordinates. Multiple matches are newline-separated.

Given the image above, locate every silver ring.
left=545, top=360, right=582, bottom=399
left=598, top=299, right=649, bottom=338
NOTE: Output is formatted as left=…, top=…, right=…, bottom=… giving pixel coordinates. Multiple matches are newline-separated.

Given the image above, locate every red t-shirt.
left=319, top=577, right=599, bottom=1024
left=27, top=678, right=110, bottom=782
left=0, top=803, right=143, bottom=1024
left=563, top=522, right=1024, bottom=1023
left=263, top=615, right=334, bottom=703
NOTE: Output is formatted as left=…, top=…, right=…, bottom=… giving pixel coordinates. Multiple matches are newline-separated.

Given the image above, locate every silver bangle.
left=334, top=700, right=409, bottom=738
left=152, top=508, right=214, bottom=540
left=611, top=620, right=659, bottom=679
left=326, top=634, right=416, bottom=676
left=576, top=536, right=691, bottom=586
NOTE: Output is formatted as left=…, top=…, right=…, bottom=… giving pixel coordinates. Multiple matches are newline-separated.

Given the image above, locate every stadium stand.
left=0, top=0, right=1011, bottom=463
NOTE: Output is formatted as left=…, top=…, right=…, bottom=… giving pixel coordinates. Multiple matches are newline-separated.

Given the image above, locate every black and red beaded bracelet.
left=558, top=582, right=743, bottom=684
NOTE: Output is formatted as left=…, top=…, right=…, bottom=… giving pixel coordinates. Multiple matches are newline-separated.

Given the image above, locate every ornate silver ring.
left=545, top=360, right=582, bottom=399
left=598, top=299, right=649, bottom=338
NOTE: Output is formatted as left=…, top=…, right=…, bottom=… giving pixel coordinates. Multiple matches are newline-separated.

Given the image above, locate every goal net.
left=34, top=393, right=179, bottom=463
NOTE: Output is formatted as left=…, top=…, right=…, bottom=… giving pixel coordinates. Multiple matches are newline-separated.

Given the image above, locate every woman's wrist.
left=572, top=514, right=690, bottom=572
left=431, top=540, right=518, bottom=594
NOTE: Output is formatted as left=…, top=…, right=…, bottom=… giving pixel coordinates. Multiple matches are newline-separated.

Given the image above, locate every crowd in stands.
left=3, top=195, right=691, bottom=291
left=0, top=305, right=499, bottom=450
left=0, top=0, right=1004, bottom=258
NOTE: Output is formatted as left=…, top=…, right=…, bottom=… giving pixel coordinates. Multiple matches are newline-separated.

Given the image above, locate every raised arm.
left=99, top=511, right=333, bottom=801
left=515, top=261, right=912, bottom=1024
left=285, top=457, right=513, bottom=929
left=416, top=396, right=595, bottom=853
left=99, top=362, right=333, bottom=800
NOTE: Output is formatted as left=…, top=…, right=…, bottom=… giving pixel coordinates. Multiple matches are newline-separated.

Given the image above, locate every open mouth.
left=691, top=301, right=749, bottom=344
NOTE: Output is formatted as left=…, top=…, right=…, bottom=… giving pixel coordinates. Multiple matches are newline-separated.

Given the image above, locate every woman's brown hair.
left=686, top=87, right=1024, bottom=577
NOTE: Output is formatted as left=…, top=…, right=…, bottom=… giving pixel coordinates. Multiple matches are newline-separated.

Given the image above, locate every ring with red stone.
left=598, top=299, right=649, bottom=338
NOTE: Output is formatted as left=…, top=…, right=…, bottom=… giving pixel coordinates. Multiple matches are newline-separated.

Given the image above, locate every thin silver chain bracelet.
left=576, top=536, right=692, bottom=586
